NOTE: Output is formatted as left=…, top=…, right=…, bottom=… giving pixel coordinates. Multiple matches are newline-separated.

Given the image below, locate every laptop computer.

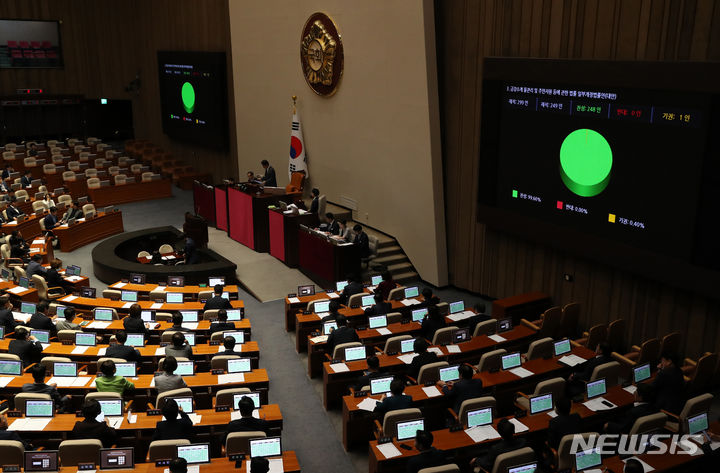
left=26, top=400, right=54, bottom=417
left=180, top=310, right=198, bottom=322
left=404, top=287, right=419, bottom=299
left=497, top=318, right=513, bottom=333
left=75, top=332, right=97, bottom=346
left=98, top=399, right=123, bottom=417
left=400, top=339, right=415, bottom=353
left=501, top=352, right=522, bottom=370
left=53, top=362, right=77, bottom=377
left=21, top=302, right=36, bottom=314
left=633, top=363, right=651, bottom=383
left=249, top=437, right=282, bottom=458
left=18, top=276, right=30, bottom=289
left=575, top=448, right=602, bottom=471
left=298, top=284, right=315, bottom=296
left=507, top=462, right=538, bottom=473
left=99, top=448, right=134, bottom=470
left=371, top=275, right=383, bottom=286
left=176, top=443, right=209, bottom=464
left=115, top=362, right=136, bottom=377
left=209, top=276, right=225, bottom=286
left=411, top=308, right=428, bottom=322
left=586, top=378, right=607, bottom=399
left=529, top=393, right=554, bottom=415
left=30, top=330, right=50, bottom=343
left=335, top=280, right=349, bottom=292
left=120, top=291, right=138, bottom=302
left=345, top=346, right=367, bottom=361
left=314, top=301, right=330, bottom=314
left=166, top=292, right=183, bottom=303
left=169, top=397, right=194, bottom=414
left=361, top=295, right=375, bottom=307
left=368, top=315, right=388, bottom=329
left=226, top=309, right=242, bottom=321
left=223, top=331, right=245, bottom=344
left=130, top=273, right=146, bottom=284
left=396, top=418, right=424, bottom=440
left=687, top=412, right=709, bottom=435
left=140, top=311, right=154, bottom=322
left=95, top=308, right=114, bottom=321
left=449, top=301, right=465, bottom=314
left=24, top=451, right=59, bottom=472
left=175, top=361, right=195, bottom=376
left=227, top=358, right=252, bottom=373
left=467, top=407, right=493, bottom=428
left=233, top=392, right=262, bottom=409
left=168, top=276, right=184, bottom=287
left=322, top=321, right=338, bottom=335
left=453, top=328, right=470, bottom=344
left=553, top=339, right=572, bottom=356
left=81, top=287, right=96, bottom=298
left=125, top=333, right=144, bottom=347
left=439, top=365, right=460, bottom=382
left=369, top=376, right=394, bottom=395
left=0, top=360, right=22, bottom=375
left=55, top=306, right=67, bottom=318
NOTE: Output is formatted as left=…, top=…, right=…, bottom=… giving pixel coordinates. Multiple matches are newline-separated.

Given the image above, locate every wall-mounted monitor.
left=0, top=19, right=63, bottom=68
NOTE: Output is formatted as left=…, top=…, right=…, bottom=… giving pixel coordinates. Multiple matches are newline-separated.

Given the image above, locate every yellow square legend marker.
left=608, top=213, right=616, bottom=223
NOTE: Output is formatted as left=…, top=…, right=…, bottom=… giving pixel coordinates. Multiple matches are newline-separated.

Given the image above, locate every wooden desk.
left=284, top=291, right=357, bottom=332
left=88, top=179, right=173, bottom=206
left=53, top=211, right=124, bottom=252
left=137, top=252, right=181, bottom=264
left=59, top=295, right=245, bottom=315
left=29, top=235, right=53, bottom=264
left=297, top=227, right=360, bottom=288
left=108, top=281, right=241, bottom=299
left=64, top=178, right=89, bottom=198
left=66, top=316, right=251, bottom=339
left=492, top=291, right=552, bottom=325
left=0, top=214, right=43, bottom=240
left=227, top=186, right=282, bottom=253
left=0, top=280, right=39, bottom=302
left=268, top=208, right=318, bottom=267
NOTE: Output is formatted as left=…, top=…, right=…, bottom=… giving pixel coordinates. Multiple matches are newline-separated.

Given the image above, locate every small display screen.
left=439, top=365, right=460, bottom=382
left=586, top=379, right=607, bottom=399
left=322, top=321, right=337, bottom=335
left=95, top=309, right=113, bottom=321
left=344, top=346, right=366, bottom=361
left=208, top=277, right=225, bottom=286
left=227, top=358, right=252, bottom=373
left=24, top=451, right=58, bottom=472
left=368, top=315, right=387, bottom=329
left=53, top=362, right=77, bottom=377
left=26, top=400, right=54, bottom=417
left=224, top=331, right=245, bottom=344
left=21, top=302, right=36, bottom=314
left=226, top=309, right=242, bottom=321
left=687, top=412, right=709, bottom=435
left=501, top=353, right=522, bottom=370
left=575, top=448, right=602, bottom=471
left=467, top=407, right=492, bottom=427
left=168, top=276, right=184, bottom=287
left=396, top=419, right=424, bottom=440
left=75, top=332, right=96, bottom=346
left=233, top=392, right=261, bottom=409
left=633, top=363, right=651, bottom=383
left=361, top=295, right=375, bottom=307
left=314, top=301, right=330, bottom=313
left=115, top=362, right=136, bottom=377
left=176, top=444, right=209, bottom=464
left=529, top=393, right=553, bottom=415
left=370, top=376, right=394, bottom=395
left=411, top=308, right=428, bottom=322
left=99, top=448, right=134, bottom=470
left=335, top=281, right=349, bottom=292
left=404, top=287, right=419, bottom=298
left=250, top=437, right=282, bottom=458
left=170, top=397, right=194, bottom=414
left=553, top=339, right=571, bottom=356
left=140, top=311, right=154, bottom=322
left=98, top=399, right=123, bottom=417
left=125, top=334, right=144, bottom=347
left=120, top=291, right=138, bottom=302
left=30, top=330, right=50, bottom=343
left=166, top=292, right=183, bottom=303
left=175, top=361, right=194, bottom=376
left=449, top=301, right=464, bottom=313
left=180, top=310, right=198, bottom=322
left=130, top=273, right=145, bottom=284
left=371, top=275, right=382, bottom=285
left=0, top=360, right=21, bottom=375
left=400, top=339, right=415, bottom=353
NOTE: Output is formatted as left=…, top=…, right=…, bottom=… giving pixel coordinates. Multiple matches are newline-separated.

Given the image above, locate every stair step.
left=376, top=244, right=403, bottom=257
left=372, top=254, right=408, bottom=266
left=376, top=239, right=396, bottom=249
left=393, top=271, right=420, bottom=285
left=387, top=261, right=414, bottom=273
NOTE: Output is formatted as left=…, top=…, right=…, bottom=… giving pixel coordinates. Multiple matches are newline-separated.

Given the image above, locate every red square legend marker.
left=556, top=201, right=563, bottom=209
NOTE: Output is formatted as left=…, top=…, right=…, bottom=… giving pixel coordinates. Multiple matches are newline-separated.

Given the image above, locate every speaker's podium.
left=269, top=208, right=318, bottom=267
left=227, top=184, right=285, bottom=253
left=298, top=226, right=360, bottom=288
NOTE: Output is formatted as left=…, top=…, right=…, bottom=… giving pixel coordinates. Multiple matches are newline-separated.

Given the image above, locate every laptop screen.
left=125, top=333, right=144, bottom=347
left=226, top=309, right=242, bottom=321
left=120, top=291, right=138, bottom=302
left=575, top=448, right=602, bottom=471
left=95, top=309, right=113, bottom=321
left=322, top=321, right=337, bottom=335
left=180, top=310, right=198, bottom=322
left=633, top=363, right=651, bottom=383
left=529, top=393, right=554, bottom=415
left=411, top=308, right=428, bottom=322
left=439, top=365, right=460, bottom=382
left=297, top=284, right=315, bottom=296
left=24, top=451, right=58, bottom=472
left=586, top=379, right=607, bottom=399
left=168, top=276, right=184, bottom=287
left=400, top=339, right=415, bottom=353
left=553, top=339, right=572, bottom=356
left=170, top=397, right=194, bottom=414
left=18, top=276, right=29, bottom=288
left=98, top=399, right=123, bottom=417
left=30, top=330, right=50, bottom=343
left=99, top=448, right=134, bottom=470
left=53, top=362, right=77, bottom=377
left=449, top=301, right=464, bottom=314
left=56, top=306, right=67, bottom=318
left=26, top=400, right=54, bottom=417
left=396, top=419, right=424, bottom=440
left=501, top=353, right=522, bottom=370
left=184, top=333, right=196, bottom=346
left=369, top=376, right=394, bottom=395
left=115, top=362, right=136, bottom=377
left=75, top=332, right=96, bottom=346
left=221, top=292, right=230, bottom=300
left=371, top=275, right=383, bottom=286
left=209, top=277, right=225, bottom=286
left=0, top=326, right=3, bottom=339
left=497, top=318, right=513, bottom=332
left=368, top=315, right=387, bottom=329
left=467, top=407, right=493, bottom=427
left=227, top=358, right=252, bottom=373
left=404, top=287, right=419, bottom=299
left=0, top=360, right=22, bottom=375
left=453, top=328, right=470, bottom=343
left=345, top=346, right=366, bottom=361
left=224, top=331, right=245, bottom=344
left=688, top=412, right=709, bottom=435
left=508, top=462, right=538, bottom=473
left=21, top=302, right=36, bottom=314
left=81, top=287, right=96, bottom=298
left=361, top=295, right=375, bottom=307
left=166, top=292, right=183, bottom=303
left=335, top=280, right=348, bottom=292
left=175, top=362, right=195, bottom=376
left=249, top=437, right=282, bottom=458
left=233, top=392, right=261, bottom=409
left=140, top=311, right=154, bottom=322
left=314, top=301, right=330, bottom=313
left=176, top=444, right=209, bottom=464
left=130, top=273, right=146, bottom=284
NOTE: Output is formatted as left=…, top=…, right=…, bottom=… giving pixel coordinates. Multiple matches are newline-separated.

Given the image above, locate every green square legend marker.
left=512, top=190, right=518, bottom=198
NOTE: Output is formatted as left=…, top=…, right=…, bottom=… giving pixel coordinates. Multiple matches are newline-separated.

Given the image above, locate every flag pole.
left=292, top=95, right=297, bottom=114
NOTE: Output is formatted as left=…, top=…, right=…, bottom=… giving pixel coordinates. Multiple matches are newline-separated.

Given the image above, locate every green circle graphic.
left=559, top=128, right=612, bottom=197
left=181, top=82, right=195, bottom=114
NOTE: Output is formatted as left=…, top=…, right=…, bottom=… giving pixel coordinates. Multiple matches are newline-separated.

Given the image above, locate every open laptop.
left=99, top=448, right=134, bottom=470
left=68, top=265, right=82, bottom=276
left=94, top=308, right=114, bottom=321
left=233, top=392, right=261, bottom=409
left=368, top=315, right=388, bottom=329
left=633, top=363, right=651, bottom=383
left=371, top=275, right=383, bottom=286
left=0, top=360, right=22, bottom=375
left=115, top=362, right=136, bottom=377
left=411, top=308, right=428, bottom=322
left=168, top=276, right=184, bottom=287
left=75, top=332, right=97, bottom=346
left=453, top=328, right=470, bottom=344
left=81, top=287, right=96, bottom=298
left=130, top=273, right=146, bottom=284
left=226, top=309, right=242, bottom=321
left=21, top=302, right=36, bottom=314
left=18, top=276, right=30, bottom=289
left=227, top=358, right=252, bottom=373
left=120, top=291, right=138, bottom=302
left=400, top=339, right=415, bottom=354
left=180, top=310, right=199, bottom=323
left=0, top=326, right=3, bottom=339
left=404, top=287, right=419, bottom=299
left=396, top=418, right=424, bottom=440
left=361, top=295, right=375, bottom=307
left=322, top=321, right=337, bottom=335
left=175, top=361, right=195, bottom=376
left=501, top=352, right=522, bottom=370
left=26, top=400, right=54, bottom=417
left=369, top=376, right=394, bottom=395
left=249, top=437, right=282, bottom=458
left=209, top=276, right=225, bottom=286
left=553, top=339, right=572, bottom=356
left=529, top=393, right=554, bottom=415
left=314, top=301, right=330, bottom=314
left=586, top=378, right=607, bottom=399
left=449, top=301, right=465, bottom=314
left=170, top=397, right=194, bottom=414
left=687, top=412, right=709, bottom=435
left=507, top=462, right=538, bottom=473
left=224, top=331, right=245, bottom=344
left=497, top=318, right=513, bottom=333
left=125, top=333, right=145, bottom=347
left=297, top=284, right=315, bottom=296
left=176, top=443, right=209, bottom=464
left=335, top=280, right=349, bottom=292
left=53, top=362, right=77, bottom=377
left=467, top=407, right=493, bottom=428
left=140, top=311, right=154, bottom=322
left=98, top=399, right=123, bottom=417
left=345, top=346, right=367, bottom=362
left=24, top=451, right=59, bottom=472
left=575, top=447, right=602, bottom=471
left=55, top=306, right=67, bottom=318
left=30, top=330, right=50, bottom=343
left=439, top=365, right=460, bottom=382
left=166, top=292, right=183, bottom=303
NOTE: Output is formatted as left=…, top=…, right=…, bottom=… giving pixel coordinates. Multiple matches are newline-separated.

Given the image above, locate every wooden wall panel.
left=0, top=0, right=237, bottom=182
left=437, top=0, right=720, bottom=357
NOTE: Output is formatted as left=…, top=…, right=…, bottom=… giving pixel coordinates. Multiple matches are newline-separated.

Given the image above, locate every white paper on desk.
left=446, top=344, right=461, bottom=353
left=376, top=328, right=392, bottom=336
left=73, top=377, right=91, bottom=387
left=509, top=367, right=534, bottom=378
left=151, top=302, right=164, bottom=309
left=13, top=312, right=31, bottom=323
left=465, top=425, right=500, bottom=443
left=62, top=295, right=79, bottom=302
left=164, top=466, right=199, bottom=473
left=422, top=386, right=442, bottom=398
left=357, top=397, right=380, bottom=412
left=558, top=354, right=586, bottom=367
left=107, top=417, right=124, bottom=429
left=88, top=321, right=111, bottom=329
left=97, top=347, right=107, bottom=356
left=7, top=286, right=26, bottom=294
left=488, top=334, right=506, bottom=343
left=508, top=418, right=529, bottom=433
left=583, top=397, right=616, bottom=412
left=71, top=346, right=89, bottom=354
left=376, top=442, right=402, bottom=459
left=155, top=347, right=166, bottom=356
left=547, top=410, right=558, bottom=418
left=0, top=377, right=14, bottom=387
left=181, top=323, right=198, bottom=330
left=65, top=276, right=83, bottom=282
left=583, top=470, right=603, bottom=473
left=397, top=354, right=418, bottom=364
left=187, top=413, right=202, bottom=424
left=310, top=335, right=328, bottom=344
left=428, top=347, right=443, bottom=356
left=267, top=459, right=284, bottom=473
left=5, top=221, right=17, bottom=226
left=622, top=457, right=655, bottom=472
left=448, top=310, right=476, bottom=322
left=400, top=298, right=421, bottom=306
left=29, top=249, right=40, bottom=254
left=57, top=223, right=68, bottom=228
left=288, top=297, right=301, bottom=304
left=32, top=239, right=44, bottom=244
left=40, top=344, right=51, bottom=351
left=218, top=373, right=245, bottom=384
left=327, top=292, right=339, bottom=299
left=113, top=282, right=127, bottom=288
left=154, top=286, right=166, bottom=292
left=329, top=362, right=349, bottom=373
left=8, top=418, right=51, bottom=431
left=48, top=376, right=76, bottom=387
left=121, top=302, right=132, bottom=309
left=316, top=312, right=329, bottom=318
left=127, top=414, right=137, bottom=424
left=624, top=385, right=638, bottom=395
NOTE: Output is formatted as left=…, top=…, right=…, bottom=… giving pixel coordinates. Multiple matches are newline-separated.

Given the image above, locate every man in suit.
left=474, top=418, right=527, bottom=471
left=204, top=284, right=232, bottom=310
left=324, top=212, right=340, bottom=235
left=421, top=305, right=447, bottom=342
left=169, top=459, right=188, bottom=473
left=26, top=254, right=46, bottom=279
left=437, top=364, right=484, bottom=414
left=408, top=338, right=439, bottom=380
left=420, top=288, right=441, bottom=307
left=1, top=164, right=13, bottom=180
left=183, top=234, right=197, bottom=264
left=224, top=396, right=271, bottom=443
left=43, top=206, right=59, bottom=232
left=259, top=160, right=277, bottom=187
left=21, top=364, right=72, bottom=412
left=209, top=309, right=236, bottom=332
left=374, top=378, right=413, bottom=416
left=164, top=313, right=192, bottom=335
left=55, top=307, right=81, bottom=331
left=605, top=383, right=658, bottom=434
left=567, top=342, right=613, bottom=397
left=406, top=430, right=445, bottom=473
left=213, top=336, right=244, bottom=358
left=27, top=143, right=38, bottom=157
left=46, top=259, right=73, bottom=293
left=353, top=224, right=370, bottom=259
left=8, top=327, right=42, bottom=367
left=151, top=398, right=194, bottom=441
left=29, top=301, right=56, bottom=337
left=105, top=330, right=142, bottom=362
left=0, top=295, right=17, bottom=335
left=339, top=274, right=363, bottom=305
left=326, top=315, right=359, bottom=354
left=309, top=188, right=320, bottom=213
left=467, top=302, right=493, bottom=336
left=547, top=396, right=582, bottom=449
left=70, top=399, right=117, bottom=447
left=20, top=170, right=33, bottom=188
left=364, top=293, right=392, bottom=317
left=353, top=355, right=386, bottom=391
left=320, top=300, right=342, bottom=322
left=62, top=201, right=83, bottom=222
left=122, top=304, right=148, bottom=335
left=651, top=351, right=685, bottom=414
left=0, top=179, right=10, bottom=193
left=5, top=199, right=21, bottom=220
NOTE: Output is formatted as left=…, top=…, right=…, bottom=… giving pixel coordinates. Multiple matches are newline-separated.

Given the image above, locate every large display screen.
left=157, top=51, right=228, bottom=149
left=0, top=19, right=63, bottom=68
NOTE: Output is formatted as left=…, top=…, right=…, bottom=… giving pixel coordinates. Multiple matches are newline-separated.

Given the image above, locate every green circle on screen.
left=181, top=82, right=195, bottom=114
left=559, top=128, right=612, bottom=197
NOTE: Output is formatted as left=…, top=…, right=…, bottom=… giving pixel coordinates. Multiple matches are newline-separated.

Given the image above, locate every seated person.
left=224, top=395, right=271, bottom=443
left=213, top=336, right=243, bottom=357
left=567, top=342, right=613, bottom=397
left=70, top=399, right=117, bottom=447
left=338, top=219, right=354, bottom=242
left=55, top=306, right=81, bottom=331
left=154, top=356, right=188, bottom=394
left=605, top=384, right=658, bottom=435
left=547, top=397, right=582, bottom=449
left=249, top=458, right=270, bottom=473
left=45, top=259, right=73, bottom=293
left=374, top=378, right=412, bottom=416
left=95, top=359, right=135, bottom=395
left=105, top=330, right=141, bottom=362
left=43, top=207, right=59, bottom=232
left=26, top=254, right=46, bottom=279
left=323, top=212, right=339, bottom=235
left=420, top=287, right=440, bottom=307
left=353, top=355, right=385, bottom=391
left=169, top=459, right=187, bottom=473
left=165, top=313, right=192, bottom=334
left=326, top=314, right=359, bottom=354
left=364, top=293, right=392, bottom=317
left=20, top=170, right=33, bottom=187
left=122, top=304, right=148, bottom=335
left=467, top=302, right=492, bottom=335
left=408, top=338, right=439, bottom=380
left=437, top=364, right=483, bottom=414
left=473, top=418, right=526, bottom=471
left=165, top=332, right=193, bottom=359
left=28, top=301, right=57, bottom=337
left=0, top=295, right=18, bottom=335
left=420, top=306, right=446, bottom=343
left=406, top=430, right=445, bottom=473
left=209, top=309, right=235, bottom=332
left=151, top=398, right=193, bottom=441
left=652, top=351, right=685, bottom=414
left=339, top=273, right=363, bottom=305
left=0, top=413, right=32, bottom=450
left=21, top=364, right=72, bottom=413
left=6, top=201, right=22, bottom=222
left=8, top=327, right=42, bottom=366
left=204, top=284, right=232, bottom=310
left=375, top=271, right=396, bottom=301
left=319, top=300, right=341, bottom=322
left=62, top=201, right=83, bottom=221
